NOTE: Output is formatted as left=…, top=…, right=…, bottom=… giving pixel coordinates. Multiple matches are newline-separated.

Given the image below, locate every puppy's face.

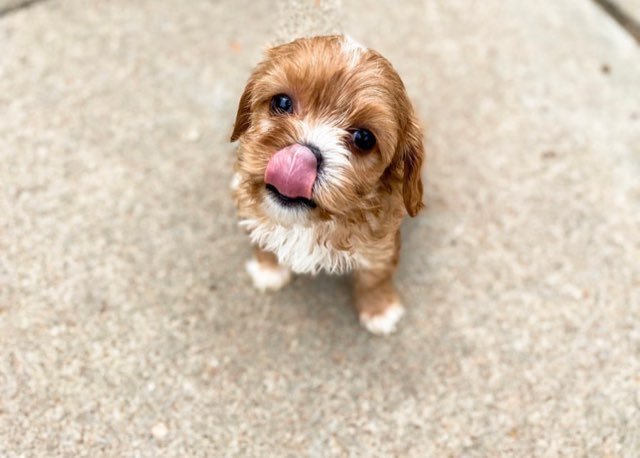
left=231, top=35, right=424, bottom=226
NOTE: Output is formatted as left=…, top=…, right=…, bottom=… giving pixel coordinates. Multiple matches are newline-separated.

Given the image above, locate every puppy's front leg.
left=245, top=247, right=292, bottom=292
left=353, top=264, right=405, bottom=336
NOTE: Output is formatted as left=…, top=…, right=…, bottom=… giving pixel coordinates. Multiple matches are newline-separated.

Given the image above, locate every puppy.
left=230, top=35, right=424, bottom=335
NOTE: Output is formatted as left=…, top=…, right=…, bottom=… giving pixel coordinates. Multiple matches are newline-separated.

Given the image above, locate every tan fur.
left=254, top=246, right=280, bottom=268
left=230, top=35, right=424, bottom=333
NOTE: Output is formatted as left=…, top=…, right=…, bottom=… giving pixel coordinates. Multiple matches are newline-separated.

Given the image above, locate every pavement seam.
left=592, top=0, right=640, bottom=44
left=0, top=0, right=48, bottom=17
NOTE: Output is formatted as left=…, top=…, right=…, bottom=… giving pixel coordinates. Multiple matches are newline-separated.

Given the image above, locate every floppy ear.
left=230, top=78, right=254, bottom=142
left=401, top=115, right=425, bottom=217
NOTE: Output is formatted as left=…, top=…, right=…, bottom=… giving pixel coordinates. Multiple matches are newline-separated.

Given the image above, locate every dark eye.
left=352, top=129, right=376, bottom=151
left=270, top=94, right=293, bottom=114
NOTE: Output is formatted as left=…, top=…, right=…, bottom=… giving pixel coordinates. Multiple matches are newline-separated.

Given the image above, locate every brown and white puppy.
left=230, top=35, right=424, bottom=335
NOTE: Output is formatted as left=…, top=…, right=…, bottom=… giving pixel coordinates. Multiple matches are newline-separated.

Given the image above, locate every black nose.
left=302, top=143, right=323, bottom=170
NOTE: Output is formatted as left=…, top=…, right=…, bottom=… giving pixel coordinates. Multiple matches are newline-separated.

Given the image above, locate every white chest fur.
left=239, top=219, right=366, bottom=275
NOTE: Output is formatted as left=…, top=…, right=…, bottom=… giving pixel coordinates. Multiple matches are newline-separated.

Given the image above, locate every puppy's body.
left=231, top=36, right=424, bottom=335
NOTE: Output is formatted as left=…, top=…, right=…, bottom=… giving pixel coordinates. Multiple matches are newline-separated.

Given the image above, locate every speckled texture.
left=1, top=0, right=639, bottom=456
left=275, top=0, right=343, bottom=44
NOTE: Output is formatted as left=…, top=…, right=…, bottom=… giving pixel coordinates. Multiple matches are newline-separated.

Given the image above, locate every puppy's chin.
left=261, top=188, right=315, bottom=226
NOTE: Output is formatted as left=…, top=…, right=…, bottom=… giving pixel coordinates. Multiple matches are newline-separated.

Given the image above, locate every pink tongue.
left=264, top=144, right=318, bottom=199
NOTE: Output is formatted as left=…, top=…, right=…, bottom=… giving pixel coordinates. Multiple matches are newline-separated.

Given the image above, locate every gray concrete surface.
left=1, top=0, right=639, bottom=456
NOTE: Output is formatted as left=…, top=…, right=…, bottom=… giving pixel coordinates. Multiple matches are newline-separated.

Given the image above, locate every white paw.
left=245, top=258, right=291, bottom=292
left=359, top=303, right=405, bottom=336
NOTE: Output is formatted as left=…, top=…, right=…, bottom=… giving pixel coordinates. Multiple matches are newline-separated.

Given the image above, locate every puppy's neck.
left=239, top=218, right=368, bottom=275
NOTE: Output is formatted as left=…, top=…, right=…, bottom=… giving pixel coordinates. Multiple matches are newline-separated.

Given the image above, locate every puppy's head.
left=231, top=35, right=424, bottom=225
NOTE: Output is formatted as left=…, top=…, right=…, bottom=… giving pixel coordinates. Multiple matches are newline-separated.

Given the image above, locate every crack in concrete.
left=593, top=0, right=640, bottom=44
left=0, top=0, right=48, bottom=17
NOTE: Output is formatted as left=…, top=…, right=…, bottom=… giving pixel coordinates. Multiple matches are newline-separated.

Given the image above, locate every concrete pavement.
left=1, top=0, right=639, bottom=455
